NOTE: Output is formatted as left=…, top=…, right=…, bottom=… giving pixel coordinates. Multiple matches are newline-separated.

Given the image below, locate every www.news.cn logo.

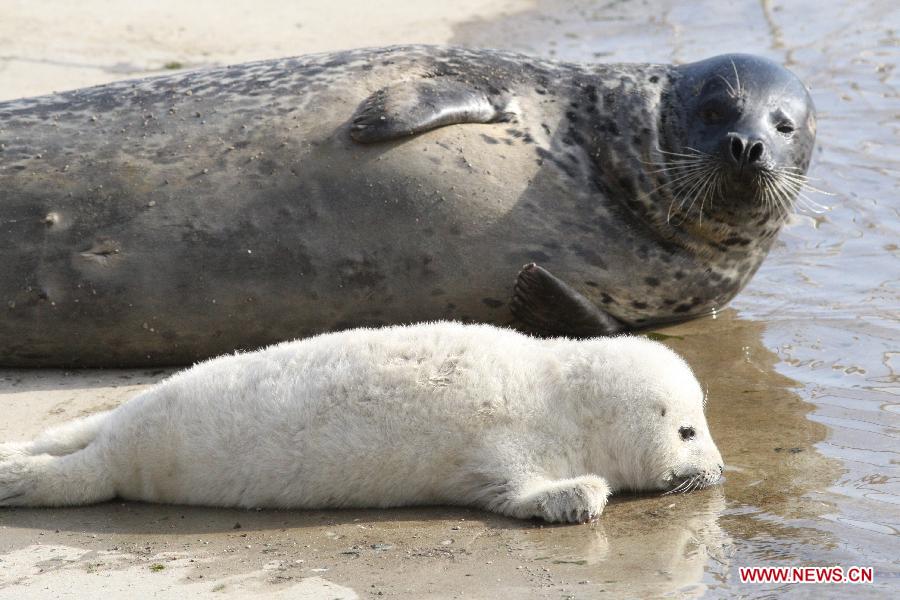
left=739, top=566, right=874, bottom=584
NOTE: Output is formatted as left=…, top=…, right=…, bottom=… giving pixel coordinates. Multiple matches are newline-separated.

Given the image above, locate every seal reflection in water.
left=0, top=323, right=723, bottom=523
left=0, top=47, right=817, bottom=367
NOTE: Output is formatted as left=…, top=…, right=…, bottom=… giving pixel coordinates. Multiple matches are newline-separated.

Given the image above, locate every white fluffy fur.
left=0, top=322, right=723, bottom=523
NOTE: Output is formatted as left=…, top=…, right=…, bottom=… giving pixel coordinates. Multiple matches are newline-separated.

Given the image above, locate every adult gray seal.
left=0, top=46, right=816, bottom=366
left=0, top=322, right=724, bottom=522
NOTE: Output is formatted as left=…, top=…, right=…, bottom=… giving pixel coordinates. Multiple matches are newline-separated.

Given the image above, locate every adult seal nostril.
left=727, top=133, right=746, bottom=164
left=747, top=140, right=765, bottom=165
left=726, top=133, right=766, bottom=169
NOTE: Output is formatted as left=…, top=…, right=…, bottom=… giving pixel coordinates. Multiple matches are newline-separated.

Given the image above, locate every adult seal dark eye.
left=679, top=426, right=696, bottom=441
left=700, top=106, right=723, bottom=124
left=776, top=121, right=795, bottom=135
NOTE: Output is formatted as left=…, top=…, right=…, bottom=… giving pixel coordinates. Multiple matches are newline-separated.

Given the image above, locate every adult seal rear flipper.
left=350, top=79, right=513, bottom=143
left=511, top=263, right=626, bottom=338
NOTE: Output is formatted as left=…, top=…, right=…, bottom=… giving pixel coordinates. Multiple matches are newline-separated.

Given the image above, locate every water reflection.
left=511, top=491, right=729, bottom=597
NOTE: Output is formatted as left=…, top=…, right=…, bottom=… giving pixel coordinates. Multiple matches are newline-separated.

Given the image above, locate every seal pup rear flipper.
left=511, top=263, right=625, bottom=338
left=0, top=411, right=117, bottom=506
left=350, top=79, right=514, bottom=143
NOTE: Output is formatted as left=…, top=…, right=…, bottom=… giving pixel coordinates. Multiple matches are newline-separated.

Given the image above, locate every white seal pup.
left=0, top=323, right=723, bottom=523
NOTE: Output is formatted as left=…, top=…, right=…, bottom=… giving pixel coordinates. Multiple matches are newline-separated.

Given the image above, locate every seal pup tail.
left=0, top=410, right=112, bottom=461
left=0, top=444, right=116, bottom=506
left=0, top=412, right=116, bottom=506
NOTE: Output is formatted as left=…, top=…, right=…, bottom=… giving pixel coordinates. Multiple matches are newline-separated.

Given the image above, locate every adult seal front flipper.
left=350, top=79, right=512, bottom=143
left=511, top=263, right=625, bottom=338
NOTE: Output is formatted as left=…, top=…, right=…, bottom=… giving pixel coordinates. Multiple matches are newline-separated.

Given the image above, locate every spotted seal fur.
left=0, top=47, right=816, bottom=366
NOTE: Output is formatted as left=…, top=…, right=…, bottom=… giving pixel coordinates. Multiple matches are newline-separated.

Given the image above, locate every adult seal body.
left=0, top=47, right=817, bottom=366
left=0, top=322, right=724, bottom=522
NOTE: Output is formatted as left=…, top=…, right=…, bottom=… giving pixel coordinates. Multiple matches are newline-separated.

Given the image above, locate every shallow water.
left=456, top=0, right=899, bottom=595
left=0, top=1, right=896, bottom=598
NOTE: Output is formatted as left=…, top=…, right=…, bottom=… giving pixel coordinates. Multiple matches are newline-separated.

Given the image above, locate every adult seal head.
left=511, top=53, right=817, bottom=336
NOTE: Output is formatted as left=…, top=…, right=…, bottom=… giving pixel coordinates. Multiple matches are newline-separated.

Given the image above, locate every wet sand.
left=1, top=0, right=897, bottom=598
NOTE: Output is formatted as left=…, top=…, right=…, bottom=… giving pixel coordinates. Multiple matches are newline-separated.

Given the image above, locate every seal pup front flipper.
left=511, top=263, right=625, bottom=338
left=350, top=79, right=513, bottom=143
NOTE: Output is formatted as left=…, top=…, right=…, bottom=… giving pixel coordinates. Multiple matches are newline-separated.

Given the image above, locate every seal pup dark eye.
left=679, top=426, right=695, bottom=441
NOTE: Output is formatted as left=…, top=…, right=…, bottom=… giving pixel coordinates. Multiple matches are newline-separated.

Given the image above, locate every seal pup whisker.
left=684, top=475, right=704, bottom=495
left=661, top=481, right=685, bottom=497
left=687, top=476, right=703, bottom=493
left=692, top=475, right=709, bottom=493
left=663, top=476, right=695, bottom=496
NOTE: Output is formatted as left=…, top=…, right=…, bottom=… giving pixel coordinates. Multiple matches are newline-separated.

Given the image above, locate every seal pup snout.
left=665, top=462, right=726, bottom=496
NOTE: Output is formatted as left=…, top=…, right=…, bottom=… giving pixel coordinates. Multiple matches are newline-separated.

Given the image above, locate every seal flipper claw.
left=511, top=263, right=625, bottom=338
left=497, top=475, right=611, bottom=523
left=350, top=79, right=508, bottom=143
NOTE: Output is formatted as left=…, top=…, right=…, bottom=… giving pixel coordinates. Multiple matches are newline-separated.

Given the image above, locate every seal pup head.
left=573, top=337, right=724, bottom=494
left=661, top=54, right=817, bottom=224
